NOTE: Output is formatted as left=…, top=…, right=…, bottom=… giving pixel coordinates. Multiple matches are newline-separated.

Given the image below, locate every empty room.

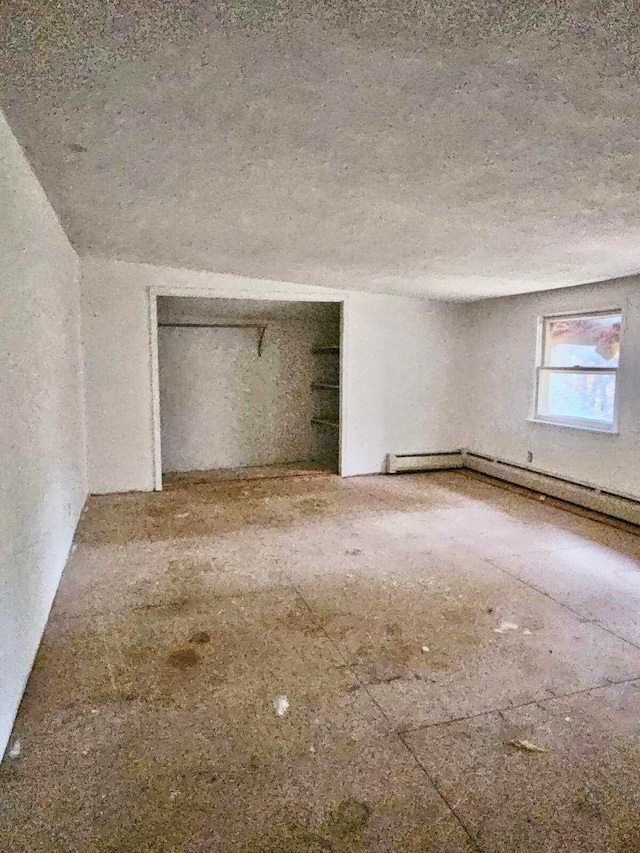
left=1, top=2, right=639, bottom=851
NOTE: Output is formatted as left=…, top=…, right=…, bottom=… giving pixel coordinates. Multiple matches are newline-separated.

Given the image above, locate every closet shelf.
left=311, top=419, right=340, bottom=429
left=158, top=322, right=268, bottom=356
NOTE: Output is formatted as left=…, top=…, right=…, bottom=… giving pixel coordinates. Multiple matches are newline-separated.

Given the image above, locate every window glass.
left=543, top=372, right=616, bottom=424
left=545, top=315, right=621, bottom=368
left=535, top=312, right=621, bottom=431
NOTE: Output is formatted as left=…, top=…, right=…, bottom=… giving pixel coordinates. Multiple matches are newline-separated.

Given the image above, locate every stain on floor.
left=2, top=471, right=640, bottom=851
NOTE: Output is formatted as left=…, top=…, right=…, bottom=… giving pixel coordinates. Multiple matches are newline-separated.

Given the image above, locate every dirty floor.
left=163, top=462, right=333, bottom=489
left=2, top=471, right=640, bottom=852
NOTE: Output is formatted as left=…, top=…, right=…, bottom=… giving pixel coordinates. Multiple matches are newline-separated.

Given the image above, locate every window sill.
left=527, top=418, right=618, bottom=435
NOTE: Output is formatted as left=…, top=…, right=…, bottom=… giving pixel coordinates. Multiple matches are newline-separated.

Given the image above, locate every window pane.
left=545, top=315, right=621, bottom=368
left=540, top=371, right=616, bottom=424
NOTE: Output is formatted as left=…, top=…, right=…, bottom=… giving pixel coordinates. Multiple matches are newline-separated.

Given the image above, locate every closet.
left=157, top=297, right=341, bottom=482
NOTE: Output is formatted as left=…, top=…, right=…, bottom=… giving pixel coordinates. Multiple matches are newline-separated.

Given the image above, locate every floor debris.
left=188, top=630, right=211, bottom=644
left=274, top=695, right=290, bottom=716
left=7, top=471, right=640, bottom=850
left=8, top=739, right=21, bottom=759
left=493, top=621, right=519, bottom=634
left=508, top=738, right=550, bottom=754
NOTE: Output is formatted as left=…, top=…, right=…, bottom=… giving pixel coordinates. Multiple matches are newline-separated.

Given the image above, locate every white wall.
left=77, top=253, right=640, bottom=502
left=0, top=112, right=87, bottom=757
left=158, top=310, right=334, bottom=473
left=81, top=257, right=468, bottom=492
left=342, top=292, right=471, bottom=474
left=466, top=278, right=640, bottom=499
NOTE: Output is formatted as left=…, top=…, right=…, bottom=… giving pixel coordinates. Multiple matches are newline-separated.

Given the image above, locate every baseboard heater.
left=386, top=451, right=464, bottom=474
left=385, top=450, right=640, bottom=526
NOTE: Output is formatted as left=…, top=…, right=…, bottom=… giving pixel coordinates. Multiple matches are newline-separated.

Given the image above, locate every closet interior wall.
left=157, top=297, right=341, bottom=476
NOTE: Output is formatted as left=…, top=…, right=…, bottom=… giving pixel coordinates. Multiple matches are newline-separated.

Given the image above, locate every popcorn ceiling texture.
left=3, top=1, right=640, bottom=298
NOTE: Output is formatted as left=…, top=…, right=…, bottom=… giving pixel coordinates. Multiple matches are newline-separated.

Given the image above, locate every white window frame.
left=533, top=309, right=622, bottom=434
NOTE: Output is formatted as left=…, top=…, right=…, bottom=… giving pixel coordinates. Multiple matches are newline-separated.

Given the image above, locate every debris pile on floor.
left=274, top=695, right=290, bottom=716
left=508, top=738, right=550, bottom=754
left=493, top=621, right=519, bottom=634
left=7, top=739, right=21, bottom=759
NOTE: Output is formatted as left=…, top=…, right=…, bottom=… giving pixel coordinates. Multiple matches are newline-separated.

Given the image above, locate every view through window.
left=535, top=311, right=621, bottom=431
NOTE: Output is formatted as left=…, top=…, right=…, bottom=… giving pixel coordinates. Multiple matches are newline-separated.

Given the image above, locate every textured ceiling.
left=3, top=1, right=640, bottom=299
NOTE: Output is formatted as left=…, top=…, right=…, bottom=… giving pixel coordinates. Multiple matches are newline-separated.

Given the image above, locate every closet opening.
left=155, top=296, right=342, bottom=488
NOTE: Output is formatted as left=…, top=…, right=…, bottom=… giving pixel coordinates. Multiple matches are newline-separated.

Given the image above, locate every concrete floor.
left=2, top=471, right=640, bottom=852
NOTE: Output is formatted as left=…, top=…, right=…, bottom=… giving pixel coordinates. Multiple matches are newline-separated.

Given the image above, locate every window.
left=534, top=311, right=621, bottom=432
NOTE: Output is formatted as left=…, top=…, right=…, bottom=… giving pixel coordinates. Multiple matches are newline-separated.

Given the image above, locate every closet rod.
left=158, top=323, right=268, bottom=357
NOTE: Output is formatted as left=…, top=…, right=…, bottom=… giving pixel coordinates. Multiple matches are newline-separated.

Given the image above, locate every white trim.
left=526, top=417, right=618, bottom=435
left=463, top=451, right=640, bottom=526
left=338, top=297, right=349, bottom=476
left=147, top=285, right=349, bottom=490
left=532, top=308, right=622, bottom=433
left=148, top=292, right=162, bottom=490
left=381, top=448, right=639, bottom=524
left=386, top=452, right=464, bottom=473
left=536, top=307, right=624, bottom=321
left=149, top=284, right=345, bottom=300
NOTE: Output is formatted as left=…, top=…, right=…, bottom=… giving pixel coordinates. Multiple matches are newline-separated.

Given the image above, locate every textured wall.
left=158, top=303, right=338, bottom=472
left=0, top=112, right=87, bottom=757
left=81, top=257, right=467, bottom=492
left=466, top=277, right=640, bottom=498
